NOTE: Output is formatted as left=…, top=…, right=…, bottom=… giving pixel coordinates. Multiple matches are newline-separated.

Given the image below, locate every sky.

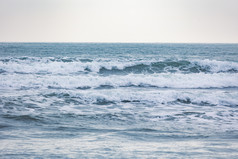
left=0, top=0, right=238, bottom=43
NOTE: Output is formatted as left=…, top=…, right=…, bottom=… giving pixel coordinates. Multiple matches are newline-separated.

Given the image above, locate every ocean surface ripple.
left=0, top=43, right=238, bottom=158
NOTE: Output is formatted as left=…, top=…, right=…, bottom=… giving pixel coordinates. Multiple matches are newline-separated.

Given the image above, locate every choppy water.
left=0, top=43, right=238, bottom=158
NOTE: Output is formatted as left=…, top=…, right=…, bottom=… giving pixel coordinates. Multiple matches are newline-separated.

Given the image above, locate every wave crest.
left=0, top=57, right=238, bottom=75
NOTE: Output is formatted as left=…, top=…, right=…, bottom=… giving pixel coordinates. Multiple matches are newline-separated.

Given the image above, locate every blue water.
left=0, top=43, right=238, bottom=158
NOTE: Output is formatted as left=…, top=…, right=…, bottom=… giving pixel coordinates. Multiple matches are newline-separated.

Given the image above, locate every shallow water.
left=0, top=43, right=238, bottom=158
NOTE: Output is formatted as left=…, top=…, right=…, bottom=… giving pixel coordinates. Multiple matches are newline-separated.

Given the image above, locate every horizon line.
left=0, top=41, right=238, bottom=44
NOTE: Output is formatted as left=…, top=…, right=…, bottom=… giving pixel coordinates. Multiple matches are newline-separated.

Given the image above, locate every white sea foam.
left=2, top=87, right=237, bottom=124
left=194, top=59, right=238, bottom=72
left=1, top=58, right=238, bottom=74
left=57, top=88, right=238, bottom=107
left=0, top=57, right=154, bottom=74
left=1, top=73, right=238, bottom=89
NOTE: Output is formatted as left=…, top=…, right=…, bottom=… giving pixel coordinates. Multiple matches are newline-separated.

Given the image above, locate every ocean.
left=0, top=43, right=238, bottom=158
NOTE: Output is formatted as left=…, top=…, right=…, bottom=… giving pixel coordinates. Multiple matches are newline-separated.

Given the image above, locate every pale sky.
left=0, top=0, right=238, bottom=43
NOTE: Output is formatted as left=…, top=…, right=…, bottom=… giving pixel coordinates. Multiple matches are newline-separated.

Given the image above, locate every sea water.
left=0, top=43, right=238, bottom=158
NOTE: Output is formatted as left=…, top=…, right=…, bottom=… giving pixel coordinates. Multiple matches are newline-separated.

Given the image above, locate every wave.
left=2, top=89, right=237, bottom=118
left=0, top=57, right=238, bottom=75
left=2, top=114, right=44, bottom=123
left=3, top=87, right=238, bottom=109
left=43, top=90, right=238, bottom=107
left=1, top=73, right=238, bottom=89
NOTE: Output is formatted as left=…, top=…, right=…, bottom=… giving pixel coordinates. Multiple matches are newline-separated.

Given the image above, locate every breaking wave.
left=0, top=57, right=238, bottom=75
left=0, top=73, right=238, bottom=89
